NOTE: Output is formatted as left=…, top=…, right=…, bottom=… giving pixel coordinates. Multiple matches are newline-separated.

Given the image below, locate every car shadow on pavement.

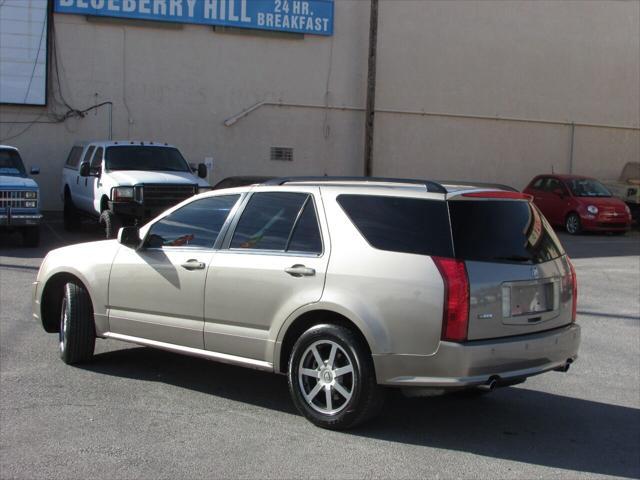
left=84, top=346, right=639, bottom=479
left=0, top=219, right=103, bottom=259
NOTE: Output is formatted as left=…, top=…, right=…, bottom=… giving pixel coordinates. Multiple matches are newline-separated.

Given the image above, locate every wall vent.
left=270, top=147, right=293, bottom=162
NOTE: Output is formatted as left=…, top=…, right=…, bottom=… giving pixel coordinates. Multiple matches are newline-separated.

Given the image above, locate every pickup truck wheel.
left=22, top=227, right=39, bottom=247
left=63, top=197, right=81, bottom=231
left=288, top=324, right=384, bottom=430
left=100, top=210, right=122, bottom=239
left=59, top=282, right=95, bottom=365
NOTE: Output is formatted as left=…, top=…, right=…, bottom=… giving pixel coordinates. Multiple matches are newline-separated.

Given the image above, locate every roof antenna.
left=551, top=164, right=555, bottom=174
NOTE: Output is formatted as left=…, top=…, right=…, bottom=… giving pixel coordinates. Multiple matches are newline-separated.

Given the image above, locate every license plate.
left=510, top=283, right=554, bottom=317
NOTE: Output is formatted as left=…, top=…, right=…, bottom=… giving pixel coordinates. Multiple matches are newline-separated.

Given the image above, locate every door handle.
left=285, top=264, right=316, bottom=277
left=181, top=259, right=206, bottom=270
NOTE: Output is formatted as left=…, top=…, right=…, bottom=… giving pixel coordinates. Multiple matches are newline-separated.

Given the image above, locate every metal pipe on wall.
left=363, top=0, right=379, bottom=177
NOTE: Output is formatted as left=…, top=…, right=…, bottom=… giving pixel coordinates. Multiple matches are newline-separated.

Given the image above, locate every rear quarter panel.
left=319, top=187, right=446, bottom=356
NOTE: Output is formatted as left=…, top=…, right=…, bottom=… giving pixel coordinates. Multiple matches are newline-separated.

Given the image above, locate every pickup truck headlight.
left=113, top=186, right=135, bottom=202
left=587, top=205, right=599, bottom=215
left=24, top=191, right=37, bottom=199
left=25, top=201, right=37, bottom=208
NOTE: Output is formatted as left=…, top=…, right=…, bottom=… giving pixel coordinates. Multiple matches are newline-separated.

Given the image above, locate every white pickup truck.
left=61, top=141, right=210, bottom=238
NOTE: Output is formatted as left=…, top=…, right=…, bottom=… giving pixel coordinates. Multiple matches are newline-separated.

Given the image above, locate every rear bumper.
left=373, top=324, right=580, bottom=388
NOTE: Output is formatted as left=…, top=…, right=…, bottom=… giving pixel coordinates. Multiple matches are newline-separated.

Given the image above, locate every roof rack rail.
left=436, top=180, right=518, bottom=192
left=261, top=176, right=448, bottom=194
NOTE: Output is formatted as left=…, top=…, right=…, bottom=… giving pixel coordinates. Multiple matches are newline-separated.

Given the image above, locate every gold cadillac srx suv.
left=33, top=177, right=580, bottom=429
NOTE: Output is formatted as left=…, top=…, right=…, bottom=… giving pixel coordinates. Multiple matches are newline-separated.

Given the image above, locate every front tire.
left=99, top=210, right=121, bottom=239
left=288, top=324, right=384, bottom=430
left=59, top=282, right=95, bottom=365
left=565, top=213, right=582, bottom=235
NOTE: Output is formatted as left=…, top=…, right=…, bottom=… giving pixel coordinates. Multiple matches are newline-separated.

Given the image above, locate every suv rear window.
left=449, top=200, right=564, bottom=264
left=337, top=195, right=453, bottom=257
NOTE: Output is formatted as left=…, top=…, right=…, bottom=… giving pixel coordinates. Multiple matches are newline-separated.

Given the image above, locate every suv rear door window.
left=146, top=195, right=240, bottom=249
left=337, top=195, right=453, bottom=257
left=230, top=192, right=310, bottom=251
left=449, top=200, right=564, bottom=264
left=287, top=199, right=322, bottom=254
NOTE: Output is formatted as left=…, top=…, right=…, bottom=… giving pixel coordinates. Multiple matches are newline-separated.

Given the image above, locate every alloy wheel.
left=566, top=215, right=579, bottom=234
left=298, top=340, right=355, bottom=415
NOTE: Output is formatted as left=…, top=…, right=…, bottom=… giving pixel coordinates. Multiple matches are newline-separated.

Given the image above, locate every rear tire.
left=63, top=194, right=81, bottom=232
left=59, top=282, right=95, bottom=365
left=100, top=210, right=121, bottom=239
left=565, top=213, right=582, bottom=235
left=288, top=324, right=385, bottom=430
left=22, top=226, right=39, bottom=247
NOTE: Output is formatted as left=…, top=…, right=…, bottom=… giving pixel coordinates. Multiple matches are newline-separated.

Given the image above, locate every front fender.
left=35, top=241, right=120, bottom=336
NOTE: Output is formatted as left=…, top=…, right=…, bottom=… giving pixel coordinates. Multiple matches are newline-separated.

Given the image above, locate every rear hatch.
left=448, top=193, right=574, bottom=340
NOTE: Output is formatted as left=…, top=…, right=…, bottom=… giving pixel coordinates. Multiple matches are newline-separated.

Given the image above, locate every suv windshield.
left=0, top=149, right=26, bottom=176
left=105, top=146, right=190, bottom=172
left=565, top=178, right=611, bottom=197
left=449, top=200, right=565, bottom=264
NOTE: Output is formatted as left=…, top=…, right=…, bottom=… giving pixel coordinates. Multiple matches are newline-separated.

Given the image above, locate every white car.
left=61, top=141, right=210, bottom=237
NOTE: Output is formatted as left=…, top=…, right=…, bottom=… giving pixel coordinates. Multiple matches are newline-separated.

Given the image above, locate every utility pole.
left=363, top=0, right=379, bottom=177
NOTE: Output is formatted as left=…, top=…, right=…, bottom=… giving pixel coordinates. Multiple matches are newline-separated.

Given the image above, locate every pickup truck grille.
left=0, top=190, right=37, bottom=209
left=143, top=184, right=196, bottom=208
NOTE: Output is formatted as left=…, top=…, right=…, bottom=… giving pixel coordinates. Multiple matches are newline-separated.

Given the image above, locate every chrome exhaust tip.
left=553, top=359, right=573, bottom=373
left=478, top=377, right=498, bottom=391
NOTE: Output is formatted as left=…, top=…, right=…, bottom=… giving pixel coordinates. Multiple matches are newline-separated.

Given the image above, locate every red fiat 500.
left=524, top=174, right=632, bottom=234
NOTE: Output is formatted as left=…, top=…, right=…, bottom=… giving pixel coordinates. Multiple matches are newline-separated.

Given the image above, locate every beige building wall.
left=1, top=1, right=370, bottom=209
left=1, top=0, right=639, bottom=209
left=373, top=0, right=640, bottom=189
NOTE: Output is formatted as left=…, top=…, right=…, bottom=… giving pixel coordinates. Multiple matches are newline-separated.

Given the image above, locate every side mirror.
left=30, top=166, right=40, bottom=175
left=117, top=226, right=141, bottom=248
left=79, top=162, right=90, bottom=177
left=197, top=163, right=207, bottom=179
left=553, top=188, right=565, bottom=198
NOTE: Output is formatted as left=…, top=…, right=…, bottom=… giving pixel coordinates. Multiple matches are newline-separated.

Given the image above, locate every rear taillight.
left=433, top=257, right=470, bottom=342
left=568, top=257, right=578, bottom=322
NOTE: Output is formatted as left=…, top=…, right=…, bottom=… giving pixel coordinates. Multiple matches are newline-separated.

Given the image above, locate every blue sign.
left=54, top=0, right=334, bottom=36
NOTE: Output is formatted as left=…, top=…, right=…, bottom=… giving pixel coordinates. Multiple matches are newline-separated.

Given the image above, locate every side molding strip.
left=103, top=332, right=274, bottom=372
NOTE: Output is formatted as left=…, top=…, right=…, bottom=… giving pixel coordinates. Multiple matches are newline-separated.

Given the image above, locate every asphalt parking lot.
left=1, top=216, right=639, bottom=479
